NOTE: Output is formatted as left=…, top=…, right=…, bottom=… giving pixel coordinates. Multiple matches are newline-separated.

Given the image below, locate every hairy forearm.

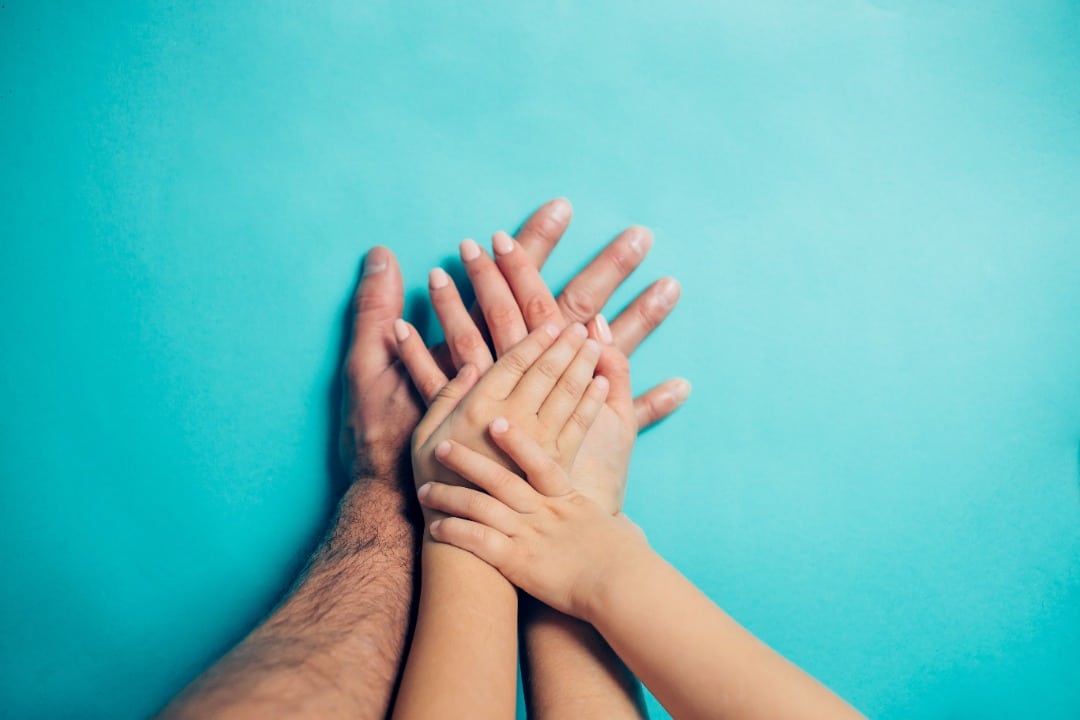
left=521, top=600, right=646, bottom=719
left=159, top=480, right=418, bottom=720
left=392, top=542, right=519, bottom=720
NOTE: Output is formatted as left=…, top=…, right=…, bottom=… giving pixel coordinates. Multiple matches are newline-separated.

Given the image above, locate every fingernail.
left=594, top=313, right=613, bottom=344
left=549, top=197, right=571, bottom=222
left=492, top=231, right=514, bottom=256
left=363, top=247, right=389, bottom=276
left=541, top=323, right=560, bottom=338
left=429, top=267, right=449, bottom=289
left=593, top=375, right=610, bottom=393
left=430, top=519, right=443, bottom=534
left=653, top=278, right=681, bottom=310
left=669, top=379, right=691, bottom=403
left=435, top=440, right=451, bottom=458
left=393, top=319, right=410, bottom=342
left=460, top=239, right=482, bottom=262
left=491, top=417, right=509, bottom=434
left=626, top=227, right=653, bottom=255
left=571, top=322, right=588, bottom=338
left=417, top=482, right=432, bottom=499
left=583, top=338, right=600, bottom=355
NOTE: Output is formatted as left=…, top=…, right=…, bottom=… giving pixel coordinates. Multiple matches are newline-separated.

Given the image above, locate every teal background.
left=2, top=1, right=1078, bottom=717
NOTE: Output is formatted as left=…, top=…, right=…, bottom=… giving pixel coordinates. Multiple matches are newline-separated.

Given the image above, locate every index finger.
left=513, top=197, right=573, bottom=269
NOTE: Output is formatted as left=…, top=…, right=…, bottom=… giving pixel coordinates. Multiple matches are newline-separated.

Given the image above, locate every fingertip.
left=548, top=197, right=572, bottom=222
left=541, top=322, right=560, bottom=339
left=625, top=225, right=654, bottom=255
left=593, top=375, right=610, bottom=394
left=460, top=238, right=482, bottom=262
left=393, top=318, right=410, bottom=342
left=490, top=416, right=510, bottom=434
left=569, top=322, right=588, bottom=339
left=430, top=519, right=443, bottom=535
left=363, top=246, right=391, bottom=276
left=670, top=378, right=692, bottom=404
left=417, top=482, right=432, bottom=499
left=492, top=230, right=514, bottom=256
left=652, top=277, right=681, bottom=311
left=429, top=267, right=450, bottom=289
left=435, top=440, right=452, bottom=459
left=593, top=313, right=613, bottom=344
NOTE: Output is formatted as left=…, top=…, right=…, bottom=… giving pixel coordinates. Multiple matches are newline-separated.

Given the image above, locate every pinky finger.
left=557, top=375, right=610, bottom=461
left=429, top=516, right=513, bottom=571
left=394, top=318, right=447, bottom=405
left=488, top=418, right=573, bottom=497
left=633, top=377, right=692, bottom=432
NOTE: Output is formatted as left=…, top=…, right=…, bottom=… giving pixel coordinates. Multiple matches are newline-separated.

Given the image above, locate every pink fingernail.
left=460, top=239, right=482, bottom=262
left=429, top=267, right=449, bottom=289
left=492, top=231, right=514, bottom=256
left=491, top=417, right=509, bottom=434
left=430, top=519, right=443, bottom=534
left=570, top=322, right=588, bottom=338
left=541, top=323, right=560, bottom=338
left=417, top=482, right=432, bottom=499
left=393, top=319, right=410, bottom=342
left=363, top=247, right=389, bottom=276
left=549, top=197, right=571, bottom=222
left=594, top=313, right=613, bottom=344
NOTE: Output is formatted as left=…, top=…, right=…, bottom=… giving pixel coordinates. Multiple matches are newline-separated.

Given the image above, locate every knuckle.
left=500, top=350, right=533, bottom=377
left=557, top=377, right=583, bottom=400
left=535, top=358, right=563, bottom=382
left=634, top=300, right=664, bottom=331
left=560, top=287, right=598, bottom=322
left=523, top=293, right=560, bottom=325
left=604, top=245, right=637, bottom=277
left=486, top=304, right=521, bottom=331
left=451, top=329, right=487, bottom=358
left=354, top=288, right=396, bottom=316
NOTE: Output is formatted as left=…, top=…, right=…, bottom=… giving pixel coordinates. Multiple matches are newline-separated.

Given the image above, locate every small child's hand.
left=417, top=418, right=650, bottom=621
left=397, top=321, right=610, bottom=526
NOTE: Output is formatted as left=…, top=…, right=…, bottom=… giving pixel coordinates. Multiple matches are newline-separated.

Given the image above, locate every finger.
left=596, top=345, right=634, bottom=419
left=557, top=375, right=610, bottom=459
left=489, top=418, right=573, bottom=497
left=556, top=226, right=652, bottom=325
left=633, top=378, right=692, bottom=431
left=474, top=323, right=560, bottom=399
left=393, top=319, right=447, bottom=405
left=433, top=440, right=540, bottom=512
left=460, top=239, right=529, bottom=356
left=511, top=323, right=589, bottom=410
left=492, top=230, right=564, bottom=331
left=344, top=246, right=404, bottom=384
left=429, top=516, right=514, bottom=569
left=416, top=364, right=481, bottom=441
left=417, top=480, right=521, bottom=536
left=513, top=197, right=573, bottom=269
left=538, top=337, right=601, bottom=428
left=428, top=267, right=494, bottom=372
left=608, top=277, right=681, bottom=357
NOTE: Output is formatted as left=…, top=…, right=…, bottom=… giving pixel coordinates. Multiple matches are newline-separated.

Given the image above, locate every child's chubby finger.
left=428, top=516, right=514, bottom=570
left=432, top=439, right=541, bottom=513
left=417, top=480, right=521, bottom=536
left=510, top=322, right=589, bottom=410
left=491, top=230, right=564, bottom=330
left=428, top=267, right=494, bottom=373
left=393, top=319, right=448, bottom=406
left=557, top=374, right=610, bottom=460
left=537, top=336, right=602, bottom=429
left=474, top=322, right=560, bottom=399
left=488, top=417, right=574, bottom=497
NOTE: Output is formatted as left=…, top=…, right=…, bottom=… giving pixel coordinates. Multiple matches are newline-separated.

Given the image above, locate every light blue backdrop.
left=2, top=2, right=1078, bottom=718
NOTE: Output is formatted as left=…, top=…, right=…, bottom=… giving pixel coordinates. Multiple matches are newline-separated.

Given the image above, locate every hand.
left=419, top=418, right=650, bottom=621
left=396, top=322, right=610, bottom=525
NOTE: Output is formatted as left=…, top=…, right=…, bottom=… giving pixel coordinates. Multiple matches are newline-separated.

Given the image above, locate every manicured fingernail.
left=669, top=379, right=691, bottom=403
left=460, top=239, right=481, bottom=262
left=492, top=231, right=514, bottom=256
left=429, top=267, right=449, bottom=289
left=570, top=322, right=588, bottom=338
left=549, top=197, right=571, bottom=222
left=541, top=323, right=560, bottom=338
left=393, top=319, right=410, bottom=342
left=417, top=482, right=432, bottom=499
left=626, top=227, right=653, bottom=255
left=653, top=278, right=680, bottom=309
left=491, top=417, right=509, bottom=434
left=430, top=519, right=443, bottom=534
left=594, top=313, right=613, bottom=344
left=363, top=247, right=389, bottom=276
left=435, top=440, right=451, bottom=458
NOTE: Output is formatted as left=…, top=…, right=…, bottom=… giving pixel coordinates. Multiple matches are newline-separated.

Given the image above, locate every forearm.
left=392, top=541, right=519, bottom=720
left=160, top=480, right=418, bottom=720
left=522, top=600, right=645, bottom=719
left=590, top=549, right=861, bottom=720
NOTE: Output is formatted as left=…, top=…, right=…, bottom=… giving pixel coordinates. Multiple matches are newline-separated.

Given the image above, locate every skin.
left=419, top=424, right=866, bottom=720
left=158, top=198, right=686, bottom=719
left=392, top=324, right=609, bottom=718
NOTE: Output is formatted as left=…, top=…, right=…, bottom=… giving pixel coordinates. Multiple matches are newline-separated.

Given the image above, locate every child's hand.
left=417, top=418, right=650, bottom=621
left=396, top=320, right=610, bottom=526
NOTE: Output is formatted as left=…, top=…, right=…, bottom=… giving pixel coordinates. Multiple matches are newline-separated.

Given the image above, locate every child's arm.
left=420, top=424, right=864, bottom=720
left=391, top=322, right=609, bottom=719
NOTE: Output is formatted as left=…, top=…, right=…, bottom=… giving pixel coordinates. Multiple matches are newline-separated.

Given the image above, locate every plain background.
left=2, top=2, right=1078, bottom=718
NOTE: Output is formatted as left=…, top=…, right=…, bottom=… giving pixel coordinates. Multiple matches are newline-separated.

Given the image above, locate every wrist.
left=576, top=519, right=653, bottom=626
